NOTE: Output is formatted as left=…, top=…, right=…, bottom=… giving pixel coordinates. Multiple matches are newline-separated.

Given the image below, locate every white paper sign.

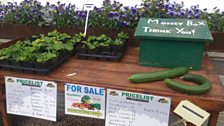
left=65, top=83, right=105, bottom=119
left=174, top=100, right=210, bottom=126
left=106, top=89, right=171, bottom=126
left=5, top=76, right=57, bottom=121
left=83, top=4, right=94, bottom=11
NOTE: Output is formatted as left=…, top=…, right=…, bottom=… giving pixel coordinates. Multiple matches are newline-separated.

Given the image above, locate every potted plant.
left=201, top=8, right=224, bottom=52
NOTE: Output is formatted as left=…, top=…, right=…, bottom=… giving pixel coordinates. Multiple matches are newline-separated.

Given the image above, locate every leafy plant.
left=0, top=30, right=74, bottom=63
left=112, top=32, right=128, bottom=46
left=36, top=52, right=57, bottom=63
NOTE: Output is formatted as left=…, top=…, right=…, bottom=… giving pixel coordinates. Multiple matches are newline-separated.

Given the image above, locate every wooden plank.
left=0, top=47, right=224, bottom=113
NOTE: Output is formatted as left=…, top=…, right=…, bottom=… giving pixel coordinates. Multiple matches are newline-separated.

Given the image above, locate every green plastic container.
left=135, top=18, right=213, bottom=70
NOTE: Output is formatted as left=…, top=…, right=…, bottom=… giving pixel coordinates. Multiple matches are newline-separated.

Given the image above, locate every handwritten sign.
left=105, top=89, right=171, bottom=126
left=83, top=4, right=94, bottom=11
left=65, top=83, right=105, bottom=119
left=135, top=18, right=213, bottom=42
left=5, top=76, right=57, bottom=121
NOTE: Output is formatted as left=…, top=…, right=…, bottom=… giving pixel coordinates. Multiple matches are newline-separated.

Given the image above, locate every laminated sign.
left=65, top=83, right=105, bottom=119
left=106, top=89, right=171, bottom=126
left=5, top=76, right=57, bottom=121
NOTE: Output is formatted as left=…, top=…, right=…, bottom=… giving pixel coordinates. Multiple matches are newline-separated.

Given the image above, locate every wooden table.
left=0, top=47, right=224, bottom=126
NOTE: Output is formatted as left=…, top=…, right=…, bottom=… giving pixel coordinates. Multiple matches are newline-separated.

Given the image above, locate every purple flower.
left=55, top=6, right=59, bottom=12
left=94, top=7, right=101, bottom=13
left=77, top=12, right=82, bottom=17
left=114, top=11, right=119, bottom=16
left=180, top=11, right=185, bottom=16
left=108, top=11, right=114, bottom=17
left=121, top=21, right=129, bottom=27
left=31, top=9, right=36, bottom=13
left=1, top=11, right=5, bottom=15
left=131, top=7, right=137, bottom=13
left=188, top=10, right=193, bottom=14
left=168, top=5, right=173, bottom=10
left=120, top=14, right=125, bottom=18
left=175, top=13, right=180, bottom=17
left=169, top=11, right=175, bottom=16
left=65, top=6, right=70, bottom=11
left=77, top=12, right=86, bottom=18
left=165, top=4, right=169, bottom=9
left=194, top=14, right=200, bottom=19
left=195, top=9, right=200, bottom=13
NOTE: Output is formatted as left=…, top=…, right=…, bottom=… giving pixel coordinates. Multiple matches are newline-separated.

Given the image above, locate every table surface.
left=0, top=47, right=224, bottom=112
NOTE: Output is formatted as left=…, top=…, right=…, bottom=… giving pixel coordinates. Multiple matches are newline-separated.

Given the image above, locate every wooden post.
left=0, top=85, right=10, bottom=126
left=208, top=112, right=219, bottom=126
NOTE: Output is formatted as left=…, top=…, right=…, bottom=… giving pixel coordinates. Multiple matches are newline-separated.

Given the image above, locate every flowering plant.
left=201, top=7, right=224, bottom=32
left=0, top=0, right=222, bottom=32
left=0, top=0, right=46, bottom=25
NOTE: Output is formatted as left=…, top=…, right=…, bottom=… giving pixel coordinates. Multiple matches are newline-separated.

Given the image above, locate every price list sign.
left=106, top=89, right=171, bottom=126
left=5, top=76, right=57, bottom=121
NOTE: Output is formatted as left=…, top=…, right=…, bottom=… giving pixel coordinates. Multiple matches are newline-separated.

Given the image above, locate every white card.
left=83, top=4, right=94, bottom=11
left=174, top=100, right=210, bottom=126
left=106, top=89, right=171, bottom=126
left=5, top=76, right=57, bottom=121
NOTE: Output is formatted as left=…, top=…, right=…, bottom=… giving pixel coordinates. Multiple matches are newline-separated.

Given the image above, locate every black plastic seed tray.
left=75, top=42, right=127, bottom=61
left=0, top=52, right=70, bottom=75
left=0, top=38, right=70, bottom=74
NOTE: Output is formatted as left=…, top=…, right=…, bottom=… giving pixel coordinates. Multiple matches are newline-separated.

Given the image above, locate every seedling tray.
left=75, top=42, right=127, bottom=61
left=0, top=54, right=69, bottom=75
left=0, top=38, right=70, bottom=75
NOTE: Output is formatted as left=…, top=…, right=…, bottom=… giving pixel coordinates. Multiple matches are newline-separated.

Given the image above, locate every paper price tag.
left=83, top=4, right=94, bottom=11
left=174, top=100, right=210, bottom=126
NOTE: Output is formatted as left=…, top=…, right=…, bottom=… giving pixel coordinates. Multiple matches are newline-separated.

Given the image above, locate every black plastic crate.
left=75, top=42, right=127, bottom=61
left=0, top=52, right=70, bottom=75
left=0, top=34, right=74, bottom=75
